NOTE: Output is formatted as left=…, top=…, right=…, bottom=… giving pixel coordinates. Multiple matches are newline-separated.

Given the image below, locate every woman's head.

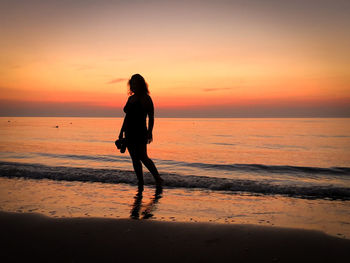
left=128, top=74, right=149, bottom=96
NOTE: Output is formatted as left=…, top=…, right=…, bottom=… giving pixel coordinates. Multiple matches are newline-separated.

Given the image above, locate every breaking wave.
left=1, top=161, right=349, bottom=200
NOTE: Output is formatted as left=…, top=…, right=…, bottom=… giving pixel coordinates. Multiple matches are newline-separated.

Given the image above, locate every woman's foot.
left=155, top=177, right=164, bottom=186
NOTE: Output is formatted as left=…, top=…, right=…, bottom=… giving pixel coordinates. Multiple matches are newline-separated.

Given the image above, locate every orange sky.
left=1, top=0, right=349, bottom=117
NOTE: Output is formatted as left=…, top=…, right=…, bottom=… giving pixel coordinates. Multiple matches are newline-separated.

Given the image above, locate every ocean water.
left=1, top=117, right=349, bottom=199
left=1, top=117, right=350, bottom=238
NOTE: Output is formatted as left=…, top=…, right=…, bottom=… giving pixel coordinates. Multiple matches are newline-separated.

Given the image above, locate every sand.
left=1, top=211, right=349, bottom=262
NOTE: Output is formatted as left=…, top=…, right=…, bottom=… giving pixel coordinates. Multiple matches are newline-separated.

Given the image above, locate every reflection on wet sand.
left=130, top=186, right=163, bottom=219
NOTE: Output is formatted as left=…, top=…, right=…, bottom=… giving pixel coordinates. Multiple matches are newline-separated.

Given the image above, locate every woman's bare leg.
left=127, top=145, right=144, bottom=187
left=139, top=144, right=163, bottom=184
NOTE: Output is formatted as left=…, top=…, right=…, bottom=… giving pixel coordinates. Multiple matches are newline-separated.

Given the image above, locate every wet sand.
left=1, top=211, right=349, bottom=263
left=2, top=177, right=350, bottom=239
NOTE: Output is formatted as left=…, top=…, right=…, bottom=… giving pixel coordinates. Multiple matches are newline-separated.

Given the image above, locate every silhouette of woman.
left=119, top=74, right=163, bottom=189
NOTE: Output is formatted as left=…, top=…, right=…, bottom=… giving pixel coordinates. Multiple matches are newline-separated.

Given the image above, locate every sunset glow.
left=1, top=0, right=349, bottom=117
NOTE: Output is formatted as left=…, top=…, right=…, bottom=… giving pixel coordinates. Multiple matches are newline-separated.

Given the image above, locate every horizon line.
left=1, top=115, right=350, bottom=119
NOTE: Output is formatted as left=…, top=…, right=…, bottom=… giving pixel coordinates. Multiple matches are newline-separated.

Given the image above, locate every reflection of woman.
left=130, top=186, right=163, bottom=219
left=119, top=74, right=163, bottom=189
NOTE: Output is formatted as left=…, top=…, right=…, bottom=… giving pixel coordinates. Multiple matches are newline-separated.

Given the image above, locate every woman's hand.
left=147, top=130, right=153, bottom=144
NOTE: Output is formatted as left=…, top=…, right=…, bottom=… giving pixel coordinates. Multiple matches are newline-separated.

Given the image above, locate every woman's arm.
left=119, top=115, right=127, bottom=139
left=119, top=97, right=131, bottom=139
left=147, top=96, right=154, bottom=143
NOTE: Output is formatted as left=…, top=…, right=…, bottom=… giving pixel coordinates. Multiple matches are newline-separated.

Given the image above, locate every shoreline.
left=1, top=211, right=349, bottom=263
left=1, top=176, right=350, bottom=239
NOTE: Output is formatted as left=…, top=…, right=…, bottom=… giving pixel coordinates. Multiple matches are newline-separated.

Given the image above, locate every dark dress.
left=123, top=96, right=149, bottom=145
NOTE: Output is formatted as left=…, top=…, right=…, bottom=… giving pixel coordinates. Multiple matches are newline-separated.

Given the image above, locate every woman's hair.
left=128, top=74, right=150, bottom=96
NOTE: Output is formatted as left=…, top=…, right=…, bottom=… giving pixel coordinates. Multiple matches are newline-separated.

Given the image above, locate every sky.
left=1, top=0, right=349, bottom=117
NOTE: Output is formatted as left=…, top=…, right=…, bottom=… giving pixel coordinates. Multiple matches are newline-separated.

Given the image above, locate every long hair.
left=128, top=74, right=150, bottom=96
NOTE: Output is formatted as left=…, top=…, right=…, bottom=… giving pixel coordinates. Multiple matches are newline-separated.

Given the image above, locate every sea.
left=1, top=117, right=350, bottom=238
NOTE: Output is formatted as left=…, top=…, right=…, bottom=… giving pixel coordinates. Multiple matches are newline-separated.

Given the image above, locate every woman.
left=119, top=74, right=163, bottom=189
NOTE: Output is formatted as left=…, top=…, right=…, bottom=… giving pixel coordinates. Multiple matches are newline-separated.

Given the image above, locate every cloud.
left=202, top=87, right=233, bottom=92
left=107, top=78, right=128, bottom=84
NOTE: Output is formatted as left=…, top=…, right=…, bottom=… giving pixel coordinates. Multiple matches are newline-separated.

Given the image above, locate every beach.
left=2, top=211, right=349, bottom=263
left=1, top=117, right=350, bottom=262
left=1, top=176, right=350, bottom=239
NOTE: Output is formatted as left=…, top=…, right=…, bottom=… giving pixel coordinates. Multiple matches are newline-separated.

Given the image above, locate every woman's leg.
left=127, top=145, right=144, bottom=186
left=138, top=144, right=163, bottom=184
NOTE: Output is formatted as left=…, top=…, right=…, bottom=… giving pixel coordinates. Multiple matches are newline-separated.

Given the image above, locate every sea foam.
left=1, top=161, right=349, bottom=200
